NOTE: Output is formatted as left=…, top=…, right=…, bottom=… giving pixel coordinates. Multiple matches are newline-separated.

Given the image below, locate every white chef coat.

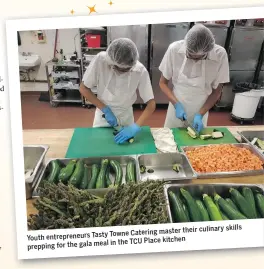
left=159, top=40, right=230, bottom=128
left=82, top=52, right=154, bottom=127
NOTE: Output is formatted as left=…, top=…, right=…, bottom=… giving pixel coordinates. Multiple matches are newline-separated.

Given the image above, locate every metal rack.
left=79, top=27, right=107, bottom=108
left=45, top=60, right=85, bottom=107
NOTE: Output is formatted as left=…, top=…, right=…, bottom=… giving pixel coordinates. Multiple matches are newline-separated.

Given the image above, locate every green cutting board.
left=65, top=126, right=157, bottom=158
left=171, top=127, right=237, bottom=151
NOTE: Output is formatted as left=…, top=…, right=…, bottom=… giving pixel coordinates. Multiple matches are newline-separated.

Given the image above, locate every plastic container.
left=232, top=89, right=264, bottom=119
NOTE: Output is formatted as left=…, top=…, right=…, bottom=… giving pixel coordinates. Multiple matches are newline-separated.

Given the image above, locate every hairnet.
left=185, top=24, right=215, bottom=55
left=106, top=38, right=139, bottom=69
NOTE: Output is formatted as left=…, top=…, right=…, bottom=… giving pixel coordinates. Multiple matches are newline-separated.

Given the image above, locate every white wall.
left=18, top=28, right=81, bottom=81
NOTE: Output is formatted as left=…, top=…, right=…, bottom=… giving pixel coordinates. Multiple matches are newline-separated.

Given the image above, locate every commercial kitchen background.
left=18, top=20, right=264, bottom=129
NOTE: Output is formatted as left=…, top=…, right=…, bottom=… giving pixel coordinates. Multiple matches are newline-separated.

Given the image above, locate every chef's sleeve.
left=82, top=54, right=100, bottom=89
left=159, top=45, right=173, bottom=80
left=138, top=68, right=154, bottom=103
left=212, top=50, right=230, bottom=89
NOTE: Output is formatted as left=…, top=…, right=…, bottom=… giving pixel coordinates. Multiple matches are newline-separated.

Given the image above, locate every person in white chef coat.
left=159, top=23, right=230, bottom=132
left=80, top=38, right=156, bottom=144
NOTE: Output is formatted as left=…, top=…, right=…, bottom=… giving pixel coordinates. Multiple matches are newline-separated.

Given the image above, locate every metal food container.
left=181, top=143, right=264, bottom=179
left=239, top=130, right=264, bottom=154
left=164, top=183, right=264, bottom=223
left=137, top=153, right=197, bottom=181
left=32, top=155, right=139, bottom=198
left=24, top=145, right=49, bottom=199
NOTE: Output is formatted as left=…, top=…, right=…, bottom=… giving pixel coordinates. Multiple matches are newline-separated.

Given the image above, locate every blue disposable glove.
left=192, top=114, right=204, bottom=133
left=174, top=102, right=187, bottom=121
left=114, top=123, right=141, bottom=144
left=102, top=106, right=118, bottom=127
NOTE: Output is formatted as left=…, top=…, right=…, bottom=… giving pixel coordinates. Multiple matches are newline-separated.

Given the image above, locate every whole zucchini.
left=242, top=187, right=258, bottom=218
left=214, top=194, right=247, bottom=220
left=58, top=160, right=76, bottom=184
left=125, top=161, right=136, bottom=184
left=180, top=188, right=202, bottom=222
left=168, top=191, right=189, bottom=223
left=69, top=159, right=85, bottom=188
left=79, top=164, right=90, bottom=189
left=225, top=198, right=239, bottom=211
left=215, top=199, right=229, bottom=220
left=195, top=199, right=210, bottom=221
left=229, top=188, right=255, bottom=219
left=87, top=164, right=100, bottom=189
left=96, top=159, right=109, bottom=189
left=110, top=160, right=123, bottom=186
left=46, top=160, right=61, bottom=184
left=255, top=193, right=264, bottom=218
left=105, top=165, right=112, bottom=188
left=203, top=194, right=223, bottom=221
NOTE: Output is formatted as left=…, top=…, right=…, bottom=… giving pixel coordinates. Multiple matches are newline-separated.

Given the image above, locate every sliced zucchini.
left=187, top=130, right=197, bottom=139
left=212, top=131, right=224, bottom=139
left=140, top=165, right=146, bottom=174
left=200, top=134, right=212, bottom=140
left=256, top=139, right=264, bottom=150
left=173, top=164, right=180, bottom=173
left=251, top=137, right=258, bottom=146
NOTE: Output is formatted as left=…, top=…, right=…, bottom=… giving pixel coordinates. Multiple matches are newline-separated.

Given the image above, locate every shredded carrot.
left=185, top=145, right=264, bottom=173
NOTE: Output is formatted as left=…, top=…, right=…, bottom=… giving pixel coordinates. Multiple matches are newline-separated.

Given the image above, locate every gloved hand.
left=174, top=102, right=187, bottom=121
left=114, top=123, right=141, bottom=144
left=102, top=106, right=118, bottom=127
left=192, top=114, right=204, bottom=133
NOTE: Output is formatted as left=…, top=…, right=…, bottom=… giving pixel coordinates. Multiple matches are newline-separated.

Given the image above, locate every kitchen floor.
left=21, top=92, right=264, bottom=130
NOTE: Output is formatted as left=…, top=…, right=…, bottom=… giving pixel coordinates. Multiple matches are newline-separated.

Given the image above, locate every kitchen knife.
left=102, top=114, right=134, bottom=143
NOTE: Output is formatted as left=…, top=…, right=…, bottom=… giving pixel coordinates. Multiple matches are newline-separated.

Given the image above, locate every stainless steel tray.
left=32, top=155, right=139, bottom=198
left=24, top=145, right=49, bottom=184
left=239, top=130, right=264, bottom=154
left=137, top=153, right=197, bottom=181
left=164, top=183, right=264, bottom=223
left=181, top=143, right=264, bottom=179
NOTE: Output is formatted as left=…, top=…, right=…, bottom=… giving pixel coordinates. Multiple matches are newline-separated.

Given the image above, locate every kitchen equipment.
left=65, top=126, right=157, bottom=158
left=164, top=183, right=264, bottom=223
left=85, top=34, right=101, bottom=48
left=107, top=25, right=149, bottom=105
left=137, top=153, right=197, bottom=181
left=181, top=143, right=264, bottom=178
left=150, top=23, right=191, bottom=104
left=231, top=87, right=264, bottom=124
left=24, top=145, right=49, bottom=199
left=171, top=127, right=237, bottom=150
left=32, top=155, right=140, bottom=198
left=239, top=130, right=264, bottom=154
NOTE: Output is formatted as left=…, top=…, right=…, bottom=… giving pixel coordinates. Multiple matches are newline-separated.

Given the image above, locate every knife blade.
left=182, top=119, right=199, bottom=137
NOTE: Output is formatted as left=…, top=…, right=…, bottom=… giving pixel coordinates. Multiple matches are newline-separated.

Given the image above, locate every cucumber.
left=242, top=187, right=258, bottom=218
left=229, top=188, right=255, bottom=219
left=214, top=194, right=247, bottom=220
left=168, top=191, right=189, bottom=223
left=46, top=160, right=61, bottom=184
left=125, top=161, right=136, bottom=184
left=58, top=160, right=76, bottom=184
left=180, top=188, right=202, bottom=222
left=182, top=201, right=190, bottom=222
left=79, top=164, right=90, bottom=189
left=195, top=199, right=210, bottom=221
left=203, top=194, right=223, bottom=221
left=69, top=159, right=85, bottom=188
left=87, top=164, right=100, bottom=189
left=96, top=159, right=109, bottom=189
left=255, top=193, right=264, bottom=218
left=225, top=198, right=239, bottom=211
left=105, top=165, right=112, bottom=188
left=110, top=160, right=123, bottom=186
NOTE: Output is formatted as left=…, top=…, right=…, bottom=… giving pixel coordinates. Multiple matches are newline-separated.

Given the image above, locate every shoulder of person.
left=167, top=40, right=185, bottom=53
left=132, top=61, right=148, bottom=73
left=210, top=44, right=228, bottom=61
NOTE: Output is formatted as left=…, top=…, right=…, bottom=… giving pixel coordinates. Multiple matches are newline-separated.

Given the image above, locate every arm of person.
left=79, top=53, right=106, bottom=111
left=136, top=68, right=156, bottom=126
left=199, top=50, right=230, bottom=116
left=159, top=75, right=178, bottom=105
